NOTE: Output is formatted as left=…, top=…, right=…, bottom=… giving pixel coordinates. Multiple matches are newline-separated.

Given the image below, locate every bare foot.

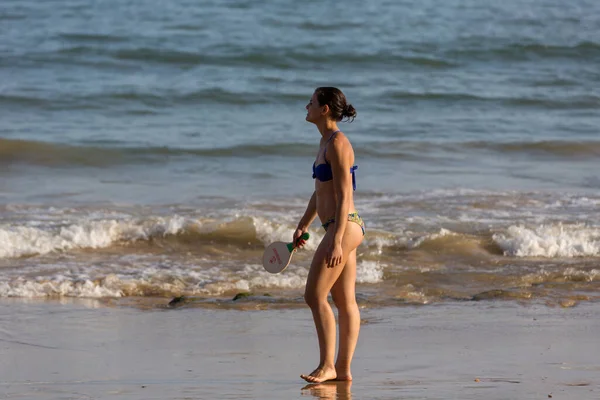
left=300, top=365, right=337, bottom=383
left=334, top=375, right=352, bottom=381
left=334, top=366, right=352, bottom=381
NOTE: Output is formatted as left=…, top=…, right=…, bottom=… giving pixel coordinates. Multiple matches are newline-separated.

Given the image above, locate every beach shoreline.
left=0, top=298, right=598, bottom=399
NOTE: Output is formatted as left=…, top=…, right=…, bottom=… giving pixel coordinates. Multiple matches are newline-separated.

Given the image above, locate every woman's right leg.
left=302, top=234, right=345, bottom=383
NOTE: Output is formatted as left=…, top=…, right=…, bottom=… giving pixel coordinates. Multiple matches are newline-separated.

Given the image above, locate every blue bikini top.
left=312, top=131, right=358, bottom=191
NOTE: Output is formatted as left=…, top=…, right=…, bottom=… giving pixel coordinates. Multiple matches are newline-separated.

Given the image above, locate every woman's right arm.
left=293, top=191, right=317, bottom=247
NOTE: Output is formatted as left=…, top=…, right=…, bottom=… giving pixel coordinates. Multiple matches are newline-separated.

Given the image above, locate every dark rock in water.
left=263, top=293, right=272, bottom=297
left=168, top=296, right=186, bottom=307
left=472, top=290, right=505, bottom=301
left=232, top=292, right=252, bottom=301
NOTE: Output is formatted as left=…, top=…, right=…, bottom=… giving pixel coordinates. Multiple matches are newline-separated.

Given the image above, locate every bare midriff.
left=315, top=179, right=356, bottom=224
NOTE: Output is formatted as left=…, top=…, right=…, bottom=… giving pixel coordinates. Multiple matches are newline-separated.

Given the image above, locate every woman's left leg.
left=301, top=222, right=363, bottom=383
left=330, top=248, right=360, bottom=381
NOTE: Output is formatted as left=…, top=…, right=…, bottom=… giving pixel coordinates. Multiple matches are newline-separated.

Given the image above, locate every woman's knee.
left=331, top=292, right=357, bottom=312
left=304, top=289, right=327, bottom=309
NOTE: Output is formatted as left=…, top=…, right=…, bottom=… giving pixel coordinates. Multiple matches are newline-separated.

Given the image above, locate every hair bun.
left=342, top=104, right=357, bottom=122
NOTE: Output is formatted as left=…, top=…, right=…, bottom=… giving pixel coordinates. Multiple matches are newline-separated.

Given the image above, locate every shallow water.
left=1, top=0, right=599, bottom=306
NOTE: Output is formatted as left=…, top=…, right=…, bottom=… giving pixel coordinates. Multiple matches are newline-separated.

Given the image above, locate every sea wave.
left=1, top=200, right=599, bottom=260
left=466, top=140, right=600, bottom=158
left=0, top=138, right=316, bottom=167
left=4, top=138, right=600, bottom=169
left=0, top=214, right=317, bottom=259
left=1, top=212, right=599, bottom=302
left=1, top=262, right=597, bottom=304
left=17, top=44, right=458, bottom=69
left=0, top=215, right=189, bottom=258
left=361, top=140, right=600, bottom=160
left=493, top=224, right=600, bottom=258
left=446, top=41, right=600, bottom=61
left=383, top=90, right=600, bottom=109
left=58, top=32, right=128, bottom=43
left=0, top=88, right=307, bottom=110
left=7, top=39, right=597, bottom=76
left=4, top=85, right=597, bottom=112
left=0, top=260, right=384, bottom=298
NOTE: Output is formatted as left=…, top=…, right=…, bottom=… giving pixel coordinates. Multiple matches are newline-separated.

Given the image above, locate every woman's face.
left=305, top=92, right=325, bottom=123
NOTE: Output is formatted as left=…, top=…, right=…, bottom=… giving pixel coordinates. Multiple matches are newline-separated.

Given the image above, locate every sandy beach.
left=0, top=299, right=598, bottom=399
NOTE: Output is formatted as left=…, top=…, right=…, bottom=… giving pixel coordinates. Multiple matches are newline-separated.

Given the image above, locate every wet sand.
left=0, top=299, right=598, bottom=399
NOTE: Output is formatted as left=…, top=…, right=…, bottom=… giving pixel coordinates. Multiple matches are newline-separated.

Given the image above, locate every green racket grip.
left=288, top=232, right=310, bottom=252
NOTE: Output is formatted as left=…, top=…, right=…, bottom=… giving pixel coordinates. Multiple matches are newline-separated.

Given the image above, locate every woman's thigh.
left=305, top=222, right=363, bottom=299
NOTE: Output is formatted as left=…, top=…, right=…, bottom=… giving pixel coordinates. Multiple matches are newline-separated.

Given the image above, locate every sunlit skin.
left=293, top=90, right=363, bottom=383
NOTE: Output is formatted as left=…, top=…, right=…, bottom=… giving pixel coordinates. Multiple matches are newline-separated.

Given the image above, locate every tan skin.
left=293, top=91, right=364, bottom=383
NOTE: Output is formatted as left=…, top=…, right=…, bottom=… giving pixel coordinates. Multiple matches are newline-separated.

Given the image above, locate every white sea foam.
left=493, top=224, right=600, bottom=257
left=0, top=277, right=124, bottom=298
left=562, top=267, right=599, bottom=282
left=360, top=191, right=600, bottom=231
left=356, top=260, right=384, bottom=283
left=252, top=216, right=323, bottom=251
left=199, top=264, right=309, bottom=295
left=360, top=228, right=457, bottom=255
left=0, top=216, right=188, bottom=258
left=364, top=235, right=397, bottom=254
left=0, top=272, right=301, bottom=299
left=0, top=255, right=385, bottom=298
left=408, top=228, right=455, bottom=248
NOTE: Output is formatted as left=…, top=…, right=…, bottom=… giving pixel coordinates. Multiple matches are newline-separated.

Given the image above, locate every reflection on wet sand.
left=301, top=381, right=352, bottom=400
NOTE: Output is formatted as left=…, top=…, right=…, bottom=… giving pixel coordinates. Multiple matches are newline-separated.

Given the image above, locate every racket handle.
left=291, top=232, right=310, bottom=250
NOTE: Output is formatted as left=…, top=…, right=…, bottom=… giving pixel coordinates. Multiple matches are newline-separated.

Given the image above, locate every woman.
left=294, top=87, right=365, bottom=383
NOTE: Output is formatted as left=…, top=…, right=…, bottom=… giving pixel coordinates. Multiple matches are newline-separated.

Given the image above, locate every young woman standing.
left=294, top=87, right=365, bottom=383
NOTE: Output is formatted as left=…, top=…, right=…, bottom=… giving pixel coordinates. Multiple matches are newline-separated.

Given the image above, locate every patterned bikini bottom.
left=321, top=212, right=365, bottom=236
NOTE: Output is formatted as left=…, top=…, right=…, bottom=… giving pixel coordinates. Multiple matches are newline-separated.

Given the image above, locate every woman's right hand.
left=293, top=228, right=307, bottom=249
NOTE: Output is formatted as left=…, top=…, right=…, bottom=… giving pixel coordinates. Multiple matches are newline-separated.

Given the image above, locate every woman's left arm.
left=326, top=136, right=354, bottom=267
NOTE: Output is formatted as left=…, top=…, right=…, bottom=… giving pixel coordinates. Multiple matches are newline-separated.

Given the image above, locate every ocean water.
left=1, top=0, right=599, bottom=307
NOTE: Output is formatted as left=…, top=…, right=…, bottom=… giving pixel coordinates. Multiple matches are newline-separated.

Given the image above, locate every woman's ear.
left=321, top=104, right=330, bottom=116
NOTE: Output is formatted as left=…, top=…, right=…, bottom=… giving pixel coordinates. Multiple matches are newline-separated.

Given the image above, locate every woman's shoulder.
left=330, top=131, right=353, bottom=150
left=327, top=132, right=354, bottom=160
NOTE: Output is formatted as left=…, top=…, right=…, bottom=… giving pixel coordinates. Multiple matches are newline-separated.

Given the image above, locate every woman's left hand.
left=326, top=242, right=343, bottom=268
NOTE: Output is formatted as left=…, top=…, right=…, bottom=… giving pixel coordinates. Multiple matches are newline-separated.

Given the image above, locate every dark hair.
left=314, top=87, right=357, bottom=122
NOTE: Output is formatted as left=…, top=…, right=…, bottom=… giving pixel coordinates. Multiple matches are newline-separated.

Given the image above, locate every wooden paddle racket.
left=262, top=232, right=309, bottom=274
